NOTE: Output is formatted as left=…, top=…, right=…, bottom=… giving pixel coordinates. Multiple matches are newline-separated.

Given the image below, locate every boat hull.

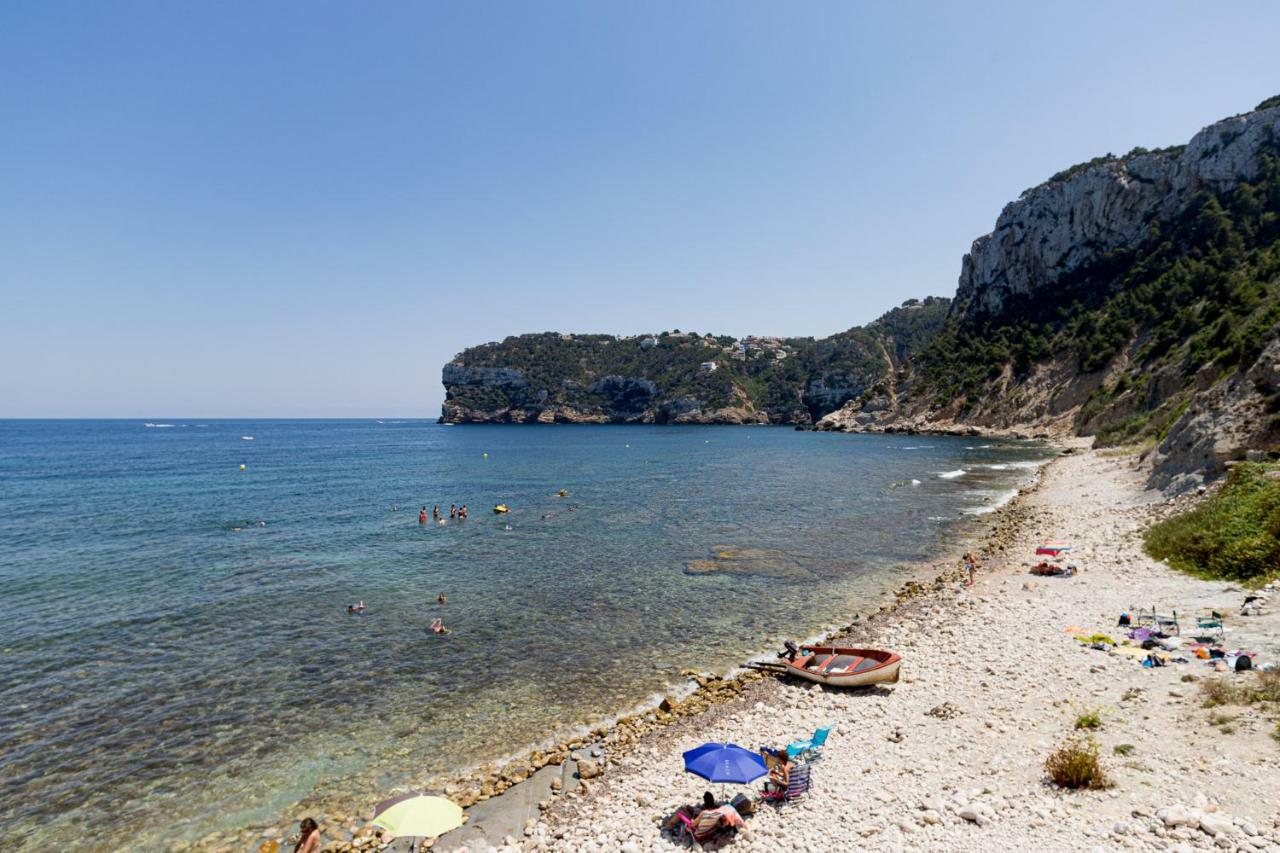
left=782, top=647, right=902, bottom=687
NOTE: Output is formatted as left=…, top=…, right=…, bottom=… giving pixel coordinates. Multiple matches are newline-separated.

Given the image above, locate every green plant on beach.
left=1045, top=736, right=1111, bottom=789
left=1144, top=463, right=1280, bottom=583
left=1112, top=743, right=1135, bottom=756
left=1074, top=708, right=1103, bottom=730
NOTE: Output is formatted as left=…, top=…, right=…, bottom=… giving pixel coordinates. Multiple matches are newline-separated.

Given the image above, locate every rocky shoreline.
left=521, top=446, right=1280, bottom=852
left=191, top=451, right=1052, bottom=853
left=202, top=444, right=1280, bottom=853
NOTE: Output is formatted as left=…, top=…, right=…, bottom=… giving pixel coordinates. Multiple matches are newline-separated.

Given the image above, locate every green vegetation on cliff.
left=442, top=298, right=950, bottom=423
left=914, top=144, right=1280, bottom=446
left=1144, top=463, right=1280, bottom=581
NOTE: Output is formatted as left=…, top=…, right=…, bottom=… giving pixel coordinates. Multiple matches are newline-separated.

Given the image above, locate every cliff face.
left=439, top=299, right=950, bottom=426
left=818, top=97, right=1280, bottom=492
left=955, top=104, right=1280, bottom=318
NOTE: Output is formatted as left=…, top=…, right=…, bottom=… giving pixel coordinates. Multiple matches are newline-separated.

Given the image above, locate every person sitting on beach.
left=293, top=818, right=320, bottom=853
left=764, top=749, right=791, bottom=792
left=690, top=794, right=731, bottom=840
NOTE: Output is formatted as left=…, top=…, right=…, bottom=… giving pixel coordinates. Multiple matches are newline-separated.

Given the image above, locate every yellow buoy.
left=239, top=464, right=246, bottom=471
left=483, top=452, right=489, bottom=459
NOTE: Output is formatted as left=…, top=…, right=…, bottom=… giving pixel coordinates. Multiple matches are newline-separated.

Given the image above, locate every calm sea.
left=0, top=420, right=1052, bottom=848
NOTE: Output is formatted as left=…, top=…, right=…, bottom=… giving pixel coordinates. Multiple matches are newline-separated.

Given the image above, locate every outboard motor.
left=779, top=640, right=799, bottom=662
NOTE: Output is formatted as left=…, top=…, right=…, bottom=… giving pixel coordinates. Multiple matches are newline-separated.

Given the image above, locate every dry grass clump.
left=1201, top=671, right=1280, bottom=708
left=1045, top=736, right=1110, bottom=789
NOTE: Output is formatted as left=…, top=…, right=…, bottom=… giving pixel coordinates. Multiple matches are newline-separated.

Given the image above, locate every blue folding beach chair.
left=785, top=725, right=832, bottom=762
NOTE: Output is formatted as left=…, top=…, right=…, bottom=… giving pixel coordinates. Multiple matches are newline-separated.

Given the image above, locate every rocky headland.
left=442, top=95, right=1280, bottom=495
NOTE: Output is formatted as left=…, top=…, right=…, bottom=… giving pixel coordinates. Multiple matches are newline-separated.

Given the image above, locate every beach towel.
left=692, top=809, right=724, bottom=839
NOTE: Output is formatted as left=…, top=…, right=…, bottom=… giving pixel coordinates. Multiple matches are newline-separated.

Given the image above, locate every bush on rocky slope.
left=1143, top=462, right=1280, bottom=581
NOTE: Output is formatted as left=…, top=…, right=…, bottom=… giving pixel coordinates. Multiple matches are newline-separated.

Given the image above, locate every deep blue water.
left=0, top=420, right=1052, bottom=847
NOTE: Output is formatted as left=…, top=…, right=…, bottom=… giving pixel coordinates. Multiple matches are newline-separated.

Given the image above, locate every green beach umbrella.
left=371, top=792, right=463, bottom=841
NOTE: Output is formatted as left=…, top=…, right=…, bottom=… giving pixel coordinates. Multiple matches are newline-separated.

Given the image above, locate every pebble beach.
left=432, top=445, right=1280, bottom=853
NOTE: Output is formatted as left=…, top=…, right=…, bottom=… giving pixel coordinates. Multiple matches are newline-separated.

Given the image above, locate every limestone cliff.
left=818, top=96, right=1280, bottom=492
left=955, top=102, right=1280, bottom=319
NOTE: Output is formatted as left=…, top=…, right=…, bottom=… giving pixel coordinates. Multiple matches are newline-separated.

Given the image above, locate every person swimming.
left=437, top=593, right=446, bottom=604
left=430, top=617, right=447, bottom=634
left=347, top=601, right=366, bottom=614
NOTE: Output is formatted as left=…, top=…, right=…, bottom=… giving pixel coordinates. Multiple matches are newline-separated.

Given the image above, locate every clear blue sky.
left=2, top=2, right=1278, bottom=417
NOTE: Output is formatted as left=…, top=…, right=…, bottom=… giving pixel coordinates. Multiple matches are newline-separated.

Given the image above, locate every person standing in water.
left=418, top=507, right=427, bottom=524
left=432, top=505, right=440, bottom=521
left=449, top=504, right=457, bottom=519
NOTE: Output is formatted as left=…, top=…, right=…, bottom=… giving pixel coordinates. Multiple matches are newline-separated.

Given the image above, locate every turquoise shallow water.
left=0, top=420, right=1052, bottom=848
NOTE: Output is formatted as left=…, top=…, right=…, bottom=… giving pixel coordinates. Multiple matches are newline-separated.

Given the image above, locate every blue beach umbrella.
left=682, top=742, right=767, bottom=799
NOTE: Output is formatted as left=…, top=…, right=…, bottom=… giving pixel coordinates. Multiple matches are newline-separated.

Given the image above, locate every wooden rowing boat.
left=777, top=642, right=902, bottom=687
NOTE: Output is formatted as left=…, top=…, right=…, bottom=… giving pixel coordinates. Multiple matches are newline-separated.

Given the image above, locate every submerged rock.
left=685, top=546, right=815, bottom=580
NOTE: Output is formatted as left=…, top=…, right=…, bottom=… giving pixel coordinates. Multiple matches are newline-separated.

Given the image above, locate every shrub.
left=1074, top=708, right=1103, bottom=730
left=1144, top=463, right=1280, bottom=582
left=1201, top=671, right=1280, bottom=707
left=1113, top=743, right=1135, bottom=756
left=1045, top=736, right=1110, bottom=789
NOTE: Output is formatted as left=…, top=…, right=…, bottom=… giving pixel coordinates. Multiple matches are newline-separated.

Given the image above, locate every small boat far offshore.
left=777, top=641, right=902, bottom=687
